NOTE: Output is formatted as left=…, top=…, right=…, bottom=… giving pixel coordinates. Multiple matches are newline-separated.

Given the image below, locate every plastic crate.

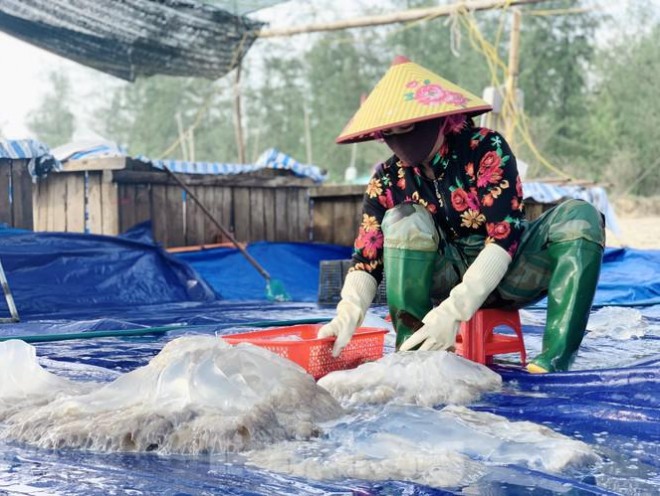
left=318, top=259, right=388, bottom=305
left=222, top=324, right=388, bottom=380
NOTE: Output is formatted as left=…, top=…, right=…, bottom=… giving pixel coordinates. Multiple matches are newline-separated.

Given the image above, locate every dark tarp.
left=0, top=0, right=264, bottom=81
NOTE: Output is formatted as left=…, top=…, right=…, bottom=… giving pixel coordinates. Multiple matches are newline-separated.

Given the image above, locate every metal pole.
left=0, top=258, right=19, bottom=323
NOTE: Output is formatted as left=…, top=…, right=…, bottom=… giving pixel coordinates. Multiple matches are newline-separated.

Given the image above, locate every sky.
left=0, top=0, right=650, bottom=141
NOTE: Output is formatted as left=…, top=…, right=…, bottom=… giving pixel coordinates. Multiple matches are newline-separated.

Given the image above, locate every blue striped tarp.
left=51, top=141, right=126, bottom=162
left=524, top=182, right=622, bottom=239
left=137, top=148, right=327, bottom=183
left=0, top=139, right=51, bottom=160
left=49, top=141, right=327, bottom=182
left=0, top=139, right=61, bottom=177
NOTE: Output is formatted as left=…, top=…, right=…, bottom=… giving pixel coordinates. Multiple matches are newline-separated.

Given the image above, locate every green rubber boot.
left=528, top=239, right=603, bottom=373
left=384, top=247, right=436, bottom=350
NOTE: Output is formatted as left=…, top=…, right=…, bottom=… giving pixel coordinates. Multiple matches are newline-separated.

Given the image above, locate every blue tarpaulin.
left=0, top=224, right=216, bottom=320
left=0, top=223, right=658, bottom=495
left=178, top=241, right=660, bottom=307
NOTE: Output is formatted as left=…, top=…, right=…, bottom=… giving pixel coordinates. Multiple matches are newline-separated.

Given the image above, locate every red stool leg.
left=475, top=311, right=488, bottom=364
left=460, top=309, right=526, bottom=366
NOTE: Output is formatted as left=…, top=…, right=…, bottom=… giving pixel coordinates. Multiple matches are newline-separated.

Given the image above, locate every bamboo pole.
left=233, top=63, right=246, bottom=164
left=175, top=112, right=189, bottom=161
left=504, top=8, right=522, bottom=147
left=303, top=106, right=313, bottom=164
left=258, top=0, right=547, bottom=38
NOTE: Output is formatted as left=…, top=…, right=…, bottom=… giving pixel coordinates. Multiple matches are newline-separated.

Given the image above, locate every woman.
left=318, top=56, right=604, bottom=373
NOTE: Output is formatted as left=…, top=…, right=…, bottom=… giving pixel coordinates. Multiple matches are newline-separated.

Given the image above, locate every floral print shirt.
left=351, top=125, right=525, bottom=284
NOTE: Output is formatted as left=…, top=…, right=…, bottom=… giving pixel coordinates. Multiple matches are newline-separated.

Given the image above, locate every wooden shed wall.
left=0, top=159, right=34, bottom=230
left=32, top=171, right=119, bottom=235
left=308, top=186, right=558, bottom=246
left=28, top=166, right=559, bottom=248
left=113, top=170, right=313, bottom=247
left=309, top=185, right=364, bottom=246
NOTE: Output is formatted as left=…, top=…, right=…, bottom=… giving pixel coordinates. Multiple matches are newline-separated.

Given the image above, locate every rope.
left=458, top=9, right=576, bottom=180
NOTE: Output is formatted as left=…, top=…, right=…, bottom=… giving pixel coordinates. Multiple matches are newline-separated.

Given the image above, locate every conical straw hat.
left=336, top=55, right=492, bottom=144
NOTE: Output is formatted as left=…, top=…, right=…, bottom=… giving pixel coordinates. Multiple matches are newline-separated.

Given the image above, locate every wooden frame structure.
left=4, top=155, right=556, bottom=248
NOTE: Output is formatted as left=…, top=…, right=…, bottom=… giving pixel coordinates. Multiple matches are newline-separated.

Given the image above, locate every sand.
left=608, top=216, right=660, bottom=250
left=607, top=196, right=660, bottom=249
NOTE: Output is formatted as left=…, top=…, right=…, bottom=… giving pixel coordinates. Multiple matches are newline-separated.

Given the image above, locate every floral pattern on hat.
left=404, top=80, right=469, bottom=107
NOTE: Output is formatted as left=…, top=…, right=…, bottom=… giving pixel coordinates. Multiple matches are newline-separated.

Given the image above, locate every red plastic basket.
left=222, top=324, right=388, bottom=380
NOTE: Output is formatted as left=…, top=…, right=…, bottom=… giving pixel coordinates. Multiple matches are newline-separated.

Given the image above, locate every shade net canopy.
left=0, top=0, right=264, bottom=81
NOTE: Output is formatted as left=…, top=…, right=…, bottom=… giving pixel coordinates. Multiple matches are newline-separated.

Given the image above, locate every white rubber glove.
left=317, top=270, right=378, bottom=357
left=399, top=243, right=512, bottom=352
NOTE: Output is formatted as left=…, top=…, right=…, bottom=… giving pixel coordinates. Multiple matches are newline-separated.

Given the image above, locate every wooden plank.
left=308, top=185, right=365, bottom=198
left=333, top=200, right=357, bottom=246
left=100, top=170, right=119, bottom=235
left=133, top=183, right=152, bottom=226
left=32, top=178, right=47, bottom=232
left=249, top=188, right=266, bottom=242
left=298, top=188, right=311, bottom=242
left=220, top=187, right=233, bottom=243
left=113, top=170, right=313, bottom=188
left=0, top=163, right=11, bottom=226
left=46, top=175, right=67, bottom=232
left=61, top=156, right=126, bottom=172
left=263, top=188, right=276, bottom=242
left=150, top=185, right=169, bottom=246
left=165, top=185, right=185, bottom=247
left=10, top=160, right=34, bottom=230
left=233, top=187, right=250, bottom=243
left=87, top=172, right=103, bottom=234
left=274, top=188, right=288, bottom=242
left=311, top=199, right=334, bottom=244
left=287, top=188, right=299, bottom=241
left=117, top=184, right=134, bottom=233
left=185, top=186, right=206, bottom=246
left=183, top=185, right=196, bottom=246
left=198, top=186, right=216, bottom=244
left=65, top=173, right=85, bottom=232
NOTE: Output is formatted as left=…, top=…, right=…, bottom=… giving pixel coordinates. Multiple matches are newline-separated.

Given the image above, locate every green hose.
left=0, top=317, right=331, bottom=344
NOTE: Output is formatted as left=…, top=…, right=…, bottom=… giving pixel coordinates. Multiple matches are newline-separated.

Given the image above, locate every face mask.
left=383, top=118, right=444, bottom=166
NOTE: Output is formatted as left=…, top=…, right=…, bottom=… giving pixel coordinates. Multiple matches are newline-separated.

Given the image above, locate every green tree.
left=386, top=0, right=493, bottom=96
left=95, top=76, right=237, bottom=161
left=27, top=71, right=75, bottom=147
left=585, top=22, right=660, bottom=195
left=243, top=56, right=308, bottom=165
left=518, top=1, right=600, bottom=168
left=303, top=30, right=388, bottom=181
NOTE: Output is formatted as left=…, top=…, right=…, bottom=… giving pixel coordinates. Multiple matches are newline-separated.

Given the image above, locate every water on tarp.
left=248, top=405, right=598, bottom=488
left=520, top=305, right=660, bottom=371
left=586, top=306, right=656, bottom=340
left=249, top=352, right=598, bottom=488
left=0, top=336, right=598, bottom=492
